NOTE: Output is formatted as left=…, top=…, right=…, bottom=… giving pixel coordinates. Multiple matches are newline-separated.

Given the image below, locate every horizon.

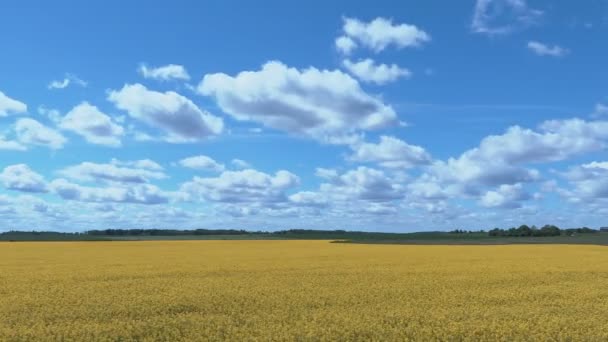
left=2, top=0, right=608, bottom=232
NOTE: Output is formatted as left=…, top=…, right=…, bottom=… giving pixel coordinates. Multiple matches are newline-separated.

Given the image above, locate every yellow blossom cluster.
left=1, top=241, right=608, bottom=340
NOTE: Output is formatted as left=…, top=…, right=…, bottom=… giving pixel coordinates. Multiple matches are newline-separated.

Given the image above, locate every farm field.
left=1, top=241, right=608, bottom=341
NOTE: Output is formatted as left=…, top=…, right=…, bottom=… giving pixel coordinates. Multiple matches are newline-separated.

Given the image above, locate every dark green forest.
left=0, top=225, right=604, bottom=243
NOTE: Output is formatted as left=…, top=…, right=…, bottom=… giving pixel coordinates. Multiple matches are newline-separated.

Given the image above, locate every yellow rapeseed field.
left=1, top=241, right=608, bottom=341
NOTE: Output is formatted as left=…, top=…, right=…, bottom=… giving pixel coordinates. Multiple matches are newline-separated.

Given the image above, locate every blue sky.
left=1, top=0, right=608, bottom=232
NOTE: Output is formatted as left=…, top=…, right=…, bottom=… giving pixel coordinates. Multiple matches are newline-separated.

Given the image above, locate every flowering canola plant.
left=1, top=241, right=608, bottom=341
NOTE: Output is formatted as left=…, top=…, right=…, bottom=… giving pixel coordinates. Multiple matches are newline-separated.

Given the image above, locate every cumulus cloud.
left=15, top=118, right=66, bottom=149
left=591, top=103, right=608, bottom=118
left=110, top=158, right=164, bottom=171
left=179, top=155, right=225, bottom=172
left=318, top=166, right=403, bottom=202
left=0, top=138, right=26, bottom=151
left=0, top=193, right=16, bottom=215
left=537, top=119, right=608, bottom=157
left=59, top=161, right=167, bottom=184
left=315, top=168, right=339, bottom=180
left=283, top=167, right=406, bottom=218
left=0, top=195, right=11, bottom=205
left=527, top=41, right=568, bottom=57
left=107, top=83, right=223, bottom=142
left=582, top=161, right=608, bottom=170
left=198, top=61, right=397, bottom=142
left=48, top=73, right=87, bottom=90
left=472, top=122, right=606, bottom=164
left=560, top=162, right=608, bottom=201
left=132, top=131, right=155, bottom=142
left=429, top=158, right=538, bottom=194
left=336, top=17, right=430, bottom=54
left=406, top=178, right=448, bottom=200
left=406, top=118, right=608, bottom=208
left=288, top=191, right=329, bottom=208
left=358, top=202, right=399, bottom=215
left=432, top=119, right=608, bottom=187
left=335, top=36, right=357, bottom=55
left=38, top=106, right=62, bottom=124
left=60, top=102, right=124, bottom=146
left=479, top=183, right=530, bottom=208
left=342, top=59, right=411, bottom=85
left=349, top=135, right=431, bottom=169
left=50, top=179, right=169, bottom=204
left=472, top=0, right=543, bottom=35
left=0, top=91, right=27, bottom=116
left=0, top=164, right=48, bottom=193
left=180, top=169, right=299, bottom=203
left=231, top=159, right=251, bottom=169
left=138, top=64, right=190, bottom=81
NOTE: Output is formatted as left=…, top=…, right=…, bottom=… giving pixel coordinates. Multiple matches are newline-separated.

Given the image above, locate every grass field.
left=2, top=241, right=608, bottom=340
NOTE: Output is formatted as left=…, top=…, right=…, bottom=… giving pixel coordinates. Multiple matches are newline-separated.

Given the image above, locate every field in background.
left=3, top=230, right=608, bottom=244
left=340, top=232, right=608, bottom=245
left=2, top=241, right=608, bottom=340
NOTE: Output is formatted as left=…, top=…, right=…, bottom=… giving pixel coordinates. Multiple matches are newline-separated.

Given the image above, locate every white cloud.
left=110, top=158, right=164, bottom=171
left=48, top=73, right=87, bottom=90
left=0, top=164, right=48, bottom=193
left=359, top=202, right=398, bottom=215
left=479, top=183, right=529, bottom=208
left=434, top=119, right=608, bottom=185
left=527, top=41, right=568, bottom=57
left=472, top=0, right=543, bottom=35
left=349, top=135, right=431, bottom=168
left=283, top=166, right=407, bottom=218
left=15, top=118, right=66, bottom=149
left=179, top=155, right=225, bottom=172
left=60, top=102, right=124, bottom=146
left=198, top=61, right=397, bottom=142
left=0, top=91, right=27, bottom=116
left=318, top=166, right=403, bottom=202
left=48, top=79, right=70, bottom=90
left=315, top=168, right=339, bottom=180
left=591, top=103, right=608, bottom=118
left=38, top=106, right=62, bottom=124
left=16, top=195, right=68, bottom=220
left=473, top=122, right=607, bottom=164
left=50, top=179, right=169, bottom=204
left=538, top=119, right=608, bottom=156
left=289, top=191, right=328, bottom=208
left=59, top=161, right=167, bottom=184
left=406, top=178, right=448, bottom=200
left=132, top=131, right=155, bottom=142
left=231, top=159, right=251, bottom=169
left=180, top=169, right=299, bottom=203
left=335, top=36, right=357, bottom=55
left=0, top=195, right=12, bottom=205
left=558, top=162, right=608, bottom=202
left=430, top=158, right=539, bottom=193
left=581, top=161, right=608, bottom=170
left=407, top=118, right=608, bottom=207
left=0, top=195, right=16, bottom=216
left=138, top=64, right=190, bottom=81
left=343, top=59, right=411, bottom=85
left=0, top=138, right=26, bottom=151
left=338, top=17, right=430, bottom=54
left=107, top=83, right=223, bottom=142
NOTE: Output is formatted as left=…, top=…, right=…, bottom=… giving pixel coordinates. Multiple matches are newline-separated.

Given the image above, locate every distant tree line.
left=449, top=229, right=485, bottom=234
left=85, top=229, right=252, bottom=236
left=0, top=226, right=603, bottom=242
left=487, top=225, right=598, bottom=237
left=274, top=229, right=348, bottom=235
